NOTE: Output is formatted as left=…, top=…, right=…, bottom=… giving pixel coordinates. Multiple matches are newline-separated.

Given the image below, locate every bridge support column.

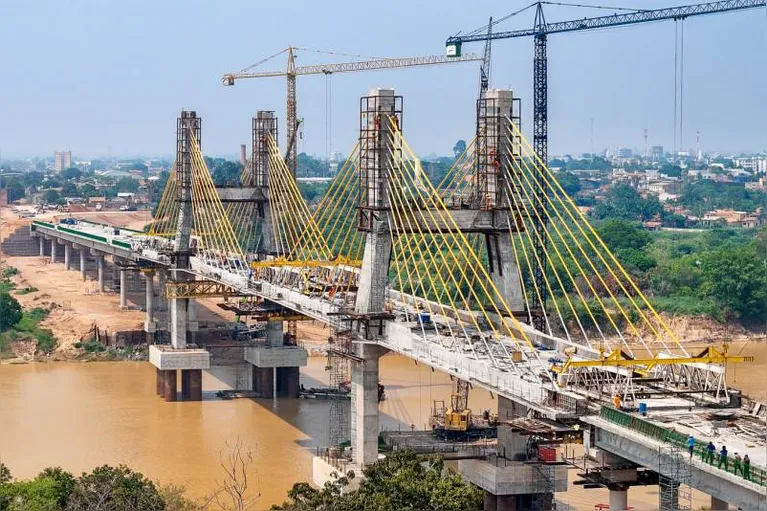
left=660, top=482, right=679, bottom=510
left=156, top=369, right=177, bottom=401
left=710, top=495, right=728, bottom=510
left=157, top=269, right=167, bottom=312
left=50, top=239, right=57, bottom=263
left=351, top=344, right=387, bottom=467
left=170, top=295, right=189, bottom=349
left=609, top=488, right=629, bottom=510
left=119, top=269, right=128, bottom=309
left=63, top=243, right=71, bottom=270
left=144, top=271, right=156, bottom=338
left=181, top=369, right=202, bottom=401
left=79, top=249, right=86, bottom=281
left=187, top=299, right=198, bottom=343
left=266, top=319, right=283, bottom=347
left=38, top=237, right=45, bottom=257
left=96, top=255, right=104, bottom=293
left=483, top=491, right=497, bottom=511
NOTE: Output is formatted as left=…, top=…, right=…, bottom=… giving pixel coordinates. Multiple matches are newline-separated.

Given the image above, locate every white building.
left=54, top=150, right=72, bottom=172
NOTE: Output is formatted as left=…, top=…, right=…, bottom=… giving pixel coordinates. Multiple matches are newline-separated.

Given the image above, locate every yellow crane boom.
left=222, top=47, right=482, bottom=177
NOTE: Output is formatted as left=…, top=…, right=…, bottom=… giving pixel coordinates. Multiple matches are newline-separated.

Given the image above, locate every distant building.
left=617, top=148, right=633, bottom=158
left=651, top=146, right=664, bottom=160
left=54, top=150, right=72, bottom=172
left=734, top=157, right=767, bottom=174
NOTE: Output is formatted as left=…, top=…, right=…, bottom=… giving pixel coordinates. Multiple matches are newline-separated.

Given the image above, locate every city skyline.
left=0, top=1, right=765, bottom=159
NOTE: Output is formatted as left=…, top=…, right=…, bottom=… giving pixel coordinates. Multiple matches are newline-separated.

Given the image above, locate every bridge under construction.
left=30, top=87, right=766, bottom=510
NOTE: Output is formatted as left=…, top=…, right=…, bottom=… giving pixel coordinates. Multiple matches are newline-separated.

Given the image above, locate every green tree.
left=66, top=465, right=165, bottom=511
left=0, top=477, right=61, bottom=511
left=0, top=464, right=11, bottom=485
left=699, top=245, right=767, bottom=322
left=42, top=189, right=62, bottom=205
left=660, top=164, right=682, bottom=177
left=556, top=171, right=581, bottom=196
left=274, top=450, right=482, bottom=510
left=452, top=139, right=467, bottom=158
left=0, top=292, right=22, bottom=330
left=114, top=177, right=139, bottom=193
left=61, top=182, right=79, bottom=197
left=36, top=468, right=75, bottom=509
left=597, top=219, right=652, bottom=252
left=61, top=167, right=82, bottom=181
left=592, top=184, right=664, bottom=221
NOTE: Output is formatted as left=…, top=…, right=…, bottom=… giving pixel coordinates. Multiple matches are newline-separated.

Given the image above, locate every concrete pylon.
left=478, top=89, right=525, bottom=313
left=169, top=110, right=200, bottom=350
left=253, top=110, right=277, bottom=257
left=38, top=237, right=45, bottom=257
left=50, top=239, right=57, bottom=263
left=349, top=88, right=400, bottom=467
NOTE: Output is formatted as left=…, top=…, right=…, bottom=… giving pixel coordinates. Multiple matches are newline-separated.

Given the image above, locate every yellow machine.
left=444, top=379, right=471, bottom=432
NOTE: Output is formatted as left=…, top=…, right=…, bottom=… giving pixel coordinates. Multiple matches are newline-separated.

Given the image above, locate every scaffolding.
left=658, top=445, right=692, bottom=511
left=327, top=323, right=352, bottom=448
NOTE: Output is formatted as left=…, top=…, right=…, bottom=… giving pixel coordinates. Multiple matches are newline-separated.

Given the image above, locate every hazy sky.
left=0, top=1, right=765, bottom=159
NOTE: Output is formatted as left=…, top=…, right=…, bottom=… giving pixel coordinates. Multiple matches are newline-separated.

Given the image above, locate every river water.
left=0, top=354, right=713, bottom=510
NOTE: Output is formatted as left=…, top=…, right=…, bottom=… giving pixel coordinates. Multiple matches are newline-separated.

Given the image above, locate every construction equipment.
left=431, top=378, right=498, bottom=440
left=446, top=0, right=767, bottom=322
left=222, top=47, right=482, bottom=177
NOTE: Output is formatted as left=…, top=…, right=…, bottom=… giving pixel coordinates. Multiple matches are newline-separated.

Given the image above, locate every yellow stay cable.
left=509, top=122, right=685, bottom=355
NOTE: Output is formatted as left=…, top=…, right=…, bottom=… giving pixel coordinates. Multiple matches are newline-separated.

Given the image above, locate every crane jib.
left=445, top=0, right=766, bottom=46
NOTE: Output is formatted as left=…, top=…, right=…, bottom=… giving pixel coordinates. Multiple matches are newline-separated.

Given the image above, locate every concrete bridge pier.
left=38, top=236, right=45, bottom=257
left=143, top=270, right=157, bottom=340
left=96, top=254, right=105, bottom=292
left=609, top=487, right=629, bottom=510
left=351, top=344, right=388, bottom=466
left=245, top=317, right=307, bottom=398
left=150, top=347, right=209, bottom=402
left=79, top=248, right=86, bottom=281
left=119, top=268, right=128, bottom=309
left=458, top=397, right=568, bottom=509
left=50, top=239, right=57, bottom=263
left=63, top=243, right=71, bottom=270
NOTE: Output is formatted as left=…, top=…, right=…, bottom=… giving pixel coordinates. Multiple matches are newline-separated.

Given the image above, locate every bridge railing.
left=600, top=406, right=766, bottom=487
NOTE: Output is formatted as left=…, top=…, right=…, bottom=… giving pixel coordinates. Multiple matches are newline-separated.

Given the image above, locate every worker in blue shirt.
left=718, top=445, right=728, bottom=470
left=706, top=441, right=716, bottom=464
left=686, top=435, right=695, bottom=459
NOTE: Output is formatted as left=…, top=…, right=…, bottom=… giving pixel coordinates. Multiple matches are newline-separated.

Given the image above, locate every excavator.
left=430, top=377, right=498, bottom=440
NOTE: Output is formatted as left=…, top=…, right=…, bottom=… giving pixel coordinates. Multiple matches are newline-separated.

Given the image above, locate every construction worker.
left=733, top=452, right=742, bottom=476
left=718, top=445, right=728, bottom=470
left=743, top=454, right=751, bottom=480
left=706, top=441, right=716, bottom=464
left=612, top=394, right=622, bottom=410
left=686, top=435, right=695, bottom=459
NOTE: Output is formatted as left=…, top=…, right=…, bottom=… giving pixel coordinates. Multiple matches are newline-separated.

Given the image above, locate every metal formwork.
left=357, top=90, right=402, bottom=231
left=252, top=111, right=278, bottom=189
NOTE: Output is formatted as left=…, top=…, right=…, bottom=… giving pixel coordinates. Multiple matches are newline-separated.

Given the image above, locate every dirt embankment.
left=2, top=255, right=145, bottom=358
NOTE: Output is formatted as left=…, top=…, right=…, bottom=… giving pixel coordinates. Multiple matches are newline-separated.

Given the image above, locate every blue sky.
left=0, top=0, right=764, bottom=159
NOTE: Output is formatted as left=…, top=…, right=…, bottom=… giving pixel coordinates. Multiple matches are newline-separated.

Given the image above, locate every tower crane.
left=446, top=0, right=766, bottom=320
left=223, top=47, right=482, bottom=176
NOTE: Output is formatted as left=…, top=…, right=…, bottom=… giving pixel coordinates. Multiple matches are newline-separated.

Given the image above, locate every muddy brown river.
left=0, top=354, right=720, bottom=509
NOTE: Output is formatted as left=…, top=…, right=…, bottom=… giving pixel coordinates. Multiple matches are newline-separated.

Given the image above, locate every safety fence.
left=600, top=406, right=766, bottom=487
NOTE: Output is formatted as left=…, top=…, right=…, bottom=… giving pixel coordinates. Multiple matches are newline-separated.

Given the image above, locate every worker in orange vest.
left=612, top=394, right=622, bottom=410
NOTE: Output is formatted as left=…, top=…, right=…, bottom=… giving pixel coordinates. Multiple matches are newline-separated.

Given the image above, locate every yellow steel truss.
left=165, top=280, right=247, bottom=299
